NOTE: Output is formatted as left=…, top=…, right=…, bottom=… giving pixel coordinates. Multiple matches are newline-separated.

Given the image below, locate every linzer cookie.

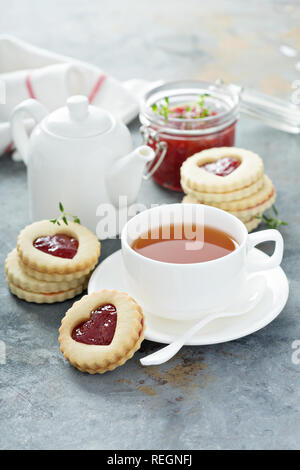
left=5, top=249, right=89, bottom=293
left=6, top=280, right=87, bottom=304
left=243, top=216, right=262, bottom=233
left=181, top=147, right=277, bottom=232
left=5, top=219, right=101, bottom=303
left=181, top=147, right=264, bottom=193
left=21, top=262, right=93, bottom=283
left=191, top=175, right=275, bottom=216
left=17, top=220, right=100, bottom=275
left=59, top=290, right=145, bottom=374
left=181, top=175, right=265, bottom=203
left=182, top=186, right=275, bottom=232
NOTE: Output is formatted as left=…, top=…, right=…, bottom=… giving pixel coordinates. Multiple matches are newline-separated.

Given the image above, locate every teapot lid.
left=43, top=95, right=113, bottom=138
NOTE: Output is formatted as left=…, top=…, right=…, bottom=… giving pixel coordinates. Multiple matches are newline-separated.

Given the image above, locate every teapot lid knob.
left=43, top=94, right=114, bottom=138
left=67, top=95, right=89, bottom=120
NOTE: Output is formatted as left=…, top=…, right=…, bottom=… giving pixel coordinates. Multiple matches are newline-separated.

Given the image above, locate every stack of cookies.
left=5, top=220, right=100, bottom=303
left=181, top=147, right=275, bottom=232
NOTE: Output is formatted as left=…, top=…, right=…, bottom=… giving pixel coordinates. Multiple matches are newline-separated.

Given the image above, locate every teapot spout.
left=106, top=145, right=155, bottom=207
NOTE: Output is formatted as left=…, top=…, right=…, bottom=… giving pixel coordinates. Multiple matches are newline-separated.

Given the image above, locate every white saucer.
left=88, top=249, right=289, bottom=345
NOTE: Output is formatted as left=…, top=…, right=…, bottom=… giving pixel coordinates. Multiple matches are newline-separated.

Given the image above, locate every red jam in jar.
left=140, top=80, right=239, bottom=191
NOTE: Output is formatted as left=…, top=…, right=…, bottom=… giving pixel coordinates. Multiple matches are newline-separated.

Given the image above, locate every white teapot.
left=11, top=95, right=157, bottom=236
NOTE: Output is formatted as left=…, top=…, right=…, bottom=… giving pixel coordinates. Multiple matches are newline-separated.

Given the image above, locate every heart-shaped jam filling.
left=33, top=234, right=78, bottom=259
left=72, top=304, right=117, bottom=345
left=201, top=157, right=240, bottom=176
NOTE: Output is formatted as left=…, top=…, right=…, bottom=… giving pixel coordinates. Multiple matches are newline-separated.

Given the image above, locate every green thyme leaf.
left=50, top=202, right=80, bottom=226
left=198, top=93, right=210, bottom=109
left=257, top=206, right=287, bottom=229
left=198, top=95, right=204, bottom=107
left=152, top=93, right=213, bottom=121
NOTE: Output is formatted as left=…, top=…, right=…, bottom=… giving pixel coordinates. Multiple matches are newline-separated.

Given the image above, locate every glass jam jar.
left=139, top=80, right=239, bottom=191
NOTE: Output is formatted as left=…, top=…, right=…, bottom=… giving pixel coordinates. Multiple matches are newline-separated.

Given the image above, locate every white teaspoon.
left=140, top=275, right=266, bottom=366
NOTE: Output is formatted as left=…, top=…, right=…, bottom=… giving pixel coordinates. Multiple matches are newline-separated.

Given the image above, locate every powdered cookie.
left=18, top=220, right=100, bottom=275
left=181, top=147, right=264, bottom=193
left=59, top=290, right=145, bottom=374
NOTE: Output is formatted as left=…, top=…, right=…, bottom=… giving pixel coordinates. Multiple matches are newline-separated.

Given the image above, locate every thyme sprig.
left=151, top=97, right=172, bottom=122
left=197, top=93, right=210, bottom=108
left=256, top=205, right=287, bottom=229
left=50, top=202, right=80, bottom=226
left=151, top=94, right=211, bottom=122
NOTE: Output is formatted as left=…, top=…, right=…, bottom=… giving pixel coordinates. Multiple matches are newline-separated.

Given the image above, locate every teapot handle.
left=11, top=99, right=48, bottom=165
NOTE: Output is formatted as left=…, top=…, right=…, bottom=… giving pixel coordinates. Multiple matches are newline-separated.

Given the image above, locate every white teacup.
left=121, top=203, right=283, bottom=321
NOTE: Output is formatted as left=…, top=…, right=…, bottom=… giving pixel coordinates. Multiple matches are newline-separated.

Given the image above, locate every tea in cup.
left=121, top=204, right=283, bottom=321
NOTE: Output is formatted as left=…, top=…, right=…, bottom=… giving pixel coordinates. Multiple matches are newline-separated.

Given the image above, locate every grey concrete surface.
left=0, top=0, right=300, bottom=450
